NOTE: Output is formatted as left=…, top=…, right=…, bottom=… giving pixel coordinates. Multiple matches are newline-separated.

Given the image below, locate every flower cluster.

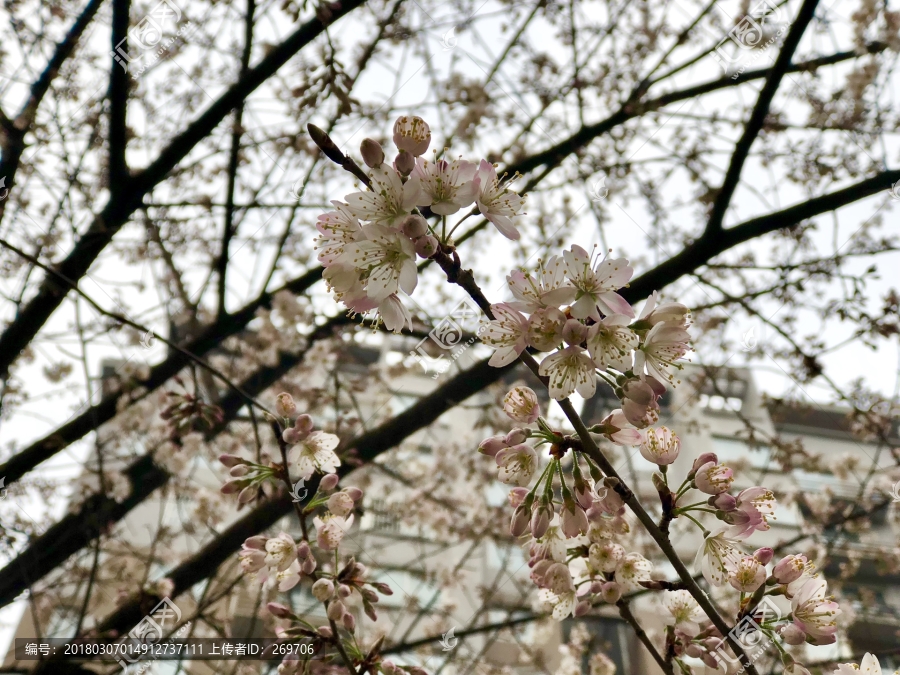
left=315, top=115, right=526, bottom=333
left=220, top=395, right=402, bottom=675
left=479, top=375, right=842, bottom=674
left=482, top=253, right=691, bottom=400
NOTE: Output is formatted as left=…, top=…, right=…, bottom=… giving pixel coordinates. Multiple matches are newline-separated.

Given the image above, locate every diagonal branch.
left=704, top=0, right=821, bottom=234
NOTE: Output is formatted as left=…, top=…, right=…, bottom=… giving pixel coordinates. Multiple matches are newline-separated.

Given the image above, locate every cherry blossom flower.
left=637, top=291, right=691, bottom=329
left=634, top=323, right=691, bottom=384
left=728, top=555, right=766, bottom=592
left=276, top=560, right=302, bottom=591
left=586, top=315, right=638, bottom=371
left=393, top=115, right=431, bottom=156
left=833, top=653, right=886, bottom=675
left=344, top=165, right=421, bottom=227
left=378, top=294, right=412, bottom=333
left=639, top=426, right=681, bottom=465
left=694, top=461, right=734, bottom=494
left=264, top=533, right=298, bottom=572
left=289, top=430, right=341, bottom=480
left=589, top=542, right=625, bottom=573
left=472, top=159, right=527, bottom=240
left=773, top=554, right=808, bottom=584
left=503, top=386, right=540, bottom=423
left=726, top=487, right=777, bottom=538
left=495, top=443, right=538, bottom=486
left=791, top=576, right=841, bottom=643
left=562, top=245, right=634, bottom=320
left=479, top=428, right=527, bottom=457
left=539, top=345, right=597, bottom=400
left=315, top=201, right=362, bottom=265
left=313, top=513, right=355, bottom=551
left=530, top=518, right=567, bottom=563
left=506, top=256, right=575, bottom=312
left=663, top=590, right=704, bottom=635
left=615, top=553, right=653, bottom=592
left=527, top=307, right=567, bottom=352
left=594, top=410, right=642, bottom=445
left=411, top=156, right=477, bottom=215
left=694, top=528, right=743, bottom=586
left=538, top=563, right=578, bottom=620
left=560, top=501, right=589, bottom=537
left=239, top=538, right=267, bottom=576
left=482, top=303, right=529, bottom=366
left=339, top=224, right=417, bottom=302
left=327, top=491, right=355, bottom=517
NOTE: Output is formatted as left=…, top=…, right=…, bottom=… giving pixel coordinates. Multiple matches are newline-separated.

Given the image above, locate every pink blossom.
left=472, top=159, right=527, bottom=240
left=694, top=461, right=733, bottom=494
left=482, top=303, right=529, bottom=367
left=503, top=386, right=541, bottom=424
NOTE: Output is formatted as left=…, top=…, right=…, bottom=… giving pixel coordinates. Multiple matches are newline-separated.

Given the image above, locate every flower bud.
left=312, top=579, right=334, bottom=601
left=754, top=547, right=774, bottom=565
left=317, top=625, right=333, bottom=639
left=503, top=386, right=541, bottom=424
left=296, top=541, right=310, bottom=559
left=400, top=214, right=428, bottom=238
left=530, top=500, right=552, bottom=539
left=218, top=454, right=246, bottom=468
left=230, top=464, right=250, bottom=477
left=772, top=554, right=807, bottom=584
left=590, top=580, right=604, bottom=594
left=414, top=234, right=439, bottom=258
left=574, top=600, right=591, bottom=617
left=510, top=504, right=530, bottom=537
left=301, top=556, right=317, bottom=575
left=393, top=115, right=431, bottom=156
left=338, top=584, right=352, bottom=598
left=342, top=611, right=356, bottom=631
left=267, top=602, right=294, bottom=618
left=694, top=462, right=733, bottom=494
left=326, top=600, right=345, bottom=622
left=621, top=378, right=654, bottom=405
left=319, top=473, right=340, bottom=491
left=709, top=493, right=736, bottom=511
left=684, top=644, right=703, bottom=658
left=221, top=478, right=248, bottom=494
left=275, top=392, right=296, bottom=418
left=394, top=150, right=415, bottom=176
left=344, top=486, right=363, bottom=501
left=360, top=138, right=384, bottom=168
left=244, top=535, right=267, bottom=550
left=238, top=485, right=256, bottom=503
left=690, top=453, right=718, bottom=476
left=506, top=428, right=528, bottom=445
left=780, top=624, right=806, bottom=645
left=600, top=582, right=621, bottom=604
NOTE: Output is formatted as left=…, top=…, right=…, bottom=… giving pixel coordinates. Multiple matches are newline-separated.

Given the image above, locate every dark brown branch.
left=704, top=0, right=820, bottom=234
left=617, top=600, right=674, bottom=675
left=108, top=0, right=131, bottom=198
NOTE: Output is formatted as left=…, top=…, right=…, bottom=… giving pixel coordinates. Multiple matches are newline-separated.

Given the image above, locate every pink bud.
left=590, top=580, right=603, bottom=594
left=244, top=535, right=267, bottom=550
left=505, top=428, right=528, bottom=445
left=478, top=435, right=507, bottom=457
left=393, top=115, right=431, bottom=156
left=319, top=473, right=340, bottom=491
left=360, top=138, right=384, bottom=168
left=218, top=454, right=246, bottom=468
left=230, top=464, right=250, bottom=477
left=574, top=600, right=591, bottom=617
left=772, top=555, right=807, bottom=584
left=414, top=234, right=439, bottom=258
left=562, top=319, right=589, bottom=346
left=690, top=453, right=718, bottom=475
left=238, top=485, right=256, bottom=503
left=530, top=502, right=552, bottom=539
left=400, top=214, right=428, bottom=238
left=317, top=625, right=333, bottom=639
left=709, top=493, right=736, bottom=511
left=301, top=556, right=317, bottom=575
left=267, top=602, right=294, bottom=618
left=394, top=150, right=415, bottom=175
left=296, top=541, right=310, bottom=559
left=508, top=487, right=529, bottom=508
left=342, top=612, right=356, bottom=631
left=754, top=547, right=774, bottom=565
left=326, top=600, right=345, bottom=622
left=510, top=504, right=530, bottom=537
left=221, top=479, right=247, bottom=494
left=344, top=487, right=363, bottom=501
left=684, top=644, right=703, bottom=658
left=338, top=584, right=352, bottom=598
left=780, top=624, right=805, bottom=645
